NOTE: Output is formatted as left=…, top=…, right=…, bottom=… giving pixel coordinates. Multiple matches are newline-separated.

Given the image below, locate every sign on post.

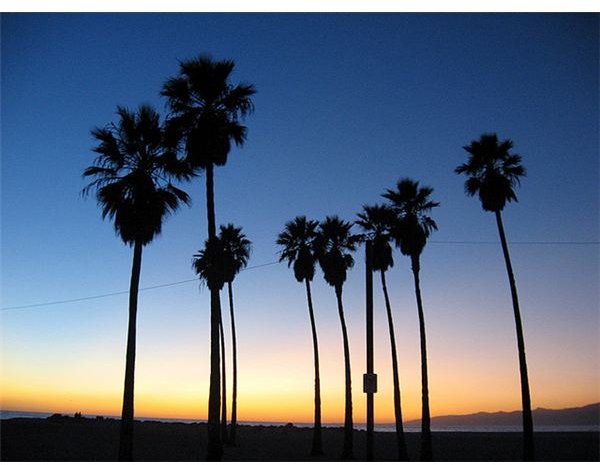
left=363, top=373, right=377, bottom=394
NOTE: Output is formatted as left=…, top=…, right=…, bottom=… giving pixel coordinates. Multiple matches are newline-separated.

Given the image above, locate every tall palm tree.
left=455, top=133, right=533, bottom=460
left=356, top=204, right=409, bottom=461
left=162, top=55, right=255, bottom=460
left=383, top=178, right=439, bottom=461
left=276, top=216, right=324, bottom=456
left=219, top=224, right=252, bottom=445
left=192, top=235, right=230, bottom=442
left=83, top=105, right=190, bottom=461
left=315, top=216, right=361, bottom=459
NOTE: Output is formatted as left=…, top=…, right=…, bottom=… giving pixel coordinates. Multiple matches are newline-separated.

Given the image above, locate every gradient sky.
left=1, top=13, right=598, bottom=424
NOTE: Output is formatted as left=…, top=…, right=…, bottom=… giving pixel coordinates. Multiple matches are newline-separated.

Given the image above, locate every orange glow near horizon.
left=2, top=283, right=598, bottom=424
left=3, top=379, right=599, bottom=424
left=2, top=343, right=598, bottom=423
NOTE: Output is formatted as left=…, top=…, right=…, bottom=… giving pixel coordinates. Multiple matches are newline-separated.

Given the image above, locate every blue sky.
left=1, top=13, right=598, bottom=420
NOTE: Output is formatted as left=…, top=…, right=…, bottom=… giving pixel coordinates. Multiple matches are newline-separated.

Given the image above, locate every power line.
left=430, top=240, right=599, bottom=245
left=2, top=239, right=598, bottom=312
left=1, top=260, right=281, bottom=311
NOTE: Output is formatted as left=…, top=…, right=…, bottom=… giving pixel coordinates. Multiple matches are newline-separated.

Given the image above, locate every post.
left=363, top=240, right=376, bottom=461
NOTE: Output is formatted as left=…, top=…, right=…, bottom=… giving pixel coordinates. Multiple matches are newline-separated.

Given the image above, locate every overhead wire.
left=1, top=260, right=281, bottom=311
left=2, top=240, right=598, bottom=311
left=430, top=240, right=599, bottom=245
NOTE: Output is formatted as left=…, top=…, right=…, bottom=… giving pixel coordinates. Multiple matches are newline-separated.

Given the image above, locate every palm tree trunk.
left=206, top=163, right=217, bottom=239
left=118, top=240, right=143, bottom=461
left=495, top=210, right=534, bottom=461
left=228, top=281, right=239, bottom=445
left=207, top=287, right=223, bottom=460
left=411, top=255, right=432, bottom=461
left=219, top=312, right=229, bottom=444
left=335, top=285, right=353, bottom=460
left=380, top=270, right=409, bottom=461
left=205, top=163, right=223, bottom=461
left=306, top=279, right=324, bottom=456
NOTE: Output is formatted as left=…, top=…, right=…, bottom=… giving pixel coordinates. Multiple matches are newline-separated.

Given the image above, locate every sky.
left=1, top=13, right=598, bottom=424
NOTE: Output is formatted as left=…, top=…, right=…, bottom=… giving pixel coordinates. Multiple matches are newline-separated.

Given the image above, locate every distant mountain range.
left=405, top=403, right=600, bottom=427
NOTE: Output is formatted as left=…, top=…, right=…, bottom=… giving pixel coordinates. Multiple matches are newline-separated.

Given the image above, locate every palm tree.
left=83, top=105, right=190, bottom=461
left=192, top=235, right=230, bottom=443
left=383, top=178, right=439, bottom=461
left=315, top=216, right=361, bottom=459
left=219, top=224, right=252, bottom=445
left=276, top=216, right=324, bottom=456
left=356, top=204, right=409, bottom=461
left=162, top=55, right=255, bottom=460
left=455, top=133, right=533, bottom=460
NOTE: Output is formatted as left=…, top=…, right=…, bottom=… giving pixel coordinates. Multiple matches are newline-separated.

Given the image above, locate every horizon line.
left=3, top=401, right=598, bottom=424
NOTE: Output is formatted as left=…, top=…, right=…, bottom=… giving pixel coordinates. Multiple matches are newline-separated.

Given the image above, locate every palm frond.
left=464, top=177, right=480, bottom=197
left=225, top=121, right=248, bottom=147
left=222, top=83, right=256, bottom=116
left=161, top=76, right=192, bottom=112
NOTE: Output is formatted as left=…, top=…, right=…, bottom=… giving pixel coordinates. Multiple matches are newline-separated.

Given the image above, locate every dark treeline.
left=83, top=53, right=534, bottom=462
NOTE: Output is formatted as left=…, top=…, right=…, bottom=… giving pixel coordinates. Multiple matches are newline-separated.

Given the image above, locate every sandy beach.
left=1, top=417, right=598, bottom=461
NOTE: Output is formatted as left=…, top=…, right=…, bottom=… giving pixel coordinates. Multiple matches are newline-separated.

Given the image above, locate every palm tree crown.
left=315, top=216, right=362, bottom=289
left=83, top=105, right=191, bottom=245
left=455, top=133, right=526, bottom=212
left=192, top=237, right=227, bottom=291
left=356, top=204, right=397, bottom=273
left=161, top=55, right=256, bottom=170
left=220, top=223, right=252, bottom=283
left=277, top=216, right=320, bottom=283
left=383, top=178, right=439, bottom=258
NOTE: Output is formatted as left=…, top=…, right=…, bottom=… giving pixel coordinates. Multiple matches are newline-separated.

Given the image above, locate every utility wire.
left=430, top=240, right=599, bottom=245
left=1, top=260, right=281, bottom=311
left=2, top=239, right=598, bottom=312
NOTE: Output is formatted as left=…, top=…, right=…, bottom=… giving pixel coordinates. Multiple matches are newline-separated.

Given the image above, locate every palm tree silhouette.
left=192, top=237, right=227, bottom=292
left=83, top=105, right=190, bottom=461
left=356, top=204, right=409, bottom=461
left=383, top=178, right=439, bottom=461
left=162, top=55, right=255, bottom=460
left=276, top=216, right=324, bottom=456
left=455, top=133, right=533, bottom=461
left=192, top=236, right=230, bottom=442
left=315, top=216, right=361, bottom=459
left=219, top=224, right=252, bottom=445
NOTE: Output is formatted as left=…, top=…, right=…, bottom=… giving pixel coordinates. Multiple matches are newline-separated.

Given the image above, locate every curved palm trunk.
left=334, top=285, right=353, bottom=460
left=411, top=255, right=432, bottom=461
left=305, top=279, right=324, bottom=456
left=495, top=210, right=534, bottom=461
left=219, top=313, right=229, bottom=444
left=228, top=281, right=239, bottom=445
left=380, top=270, right=409, bottom=461
left=118, top=240, right=143, bottom=461
left=205, top=163, right=223, bottom=461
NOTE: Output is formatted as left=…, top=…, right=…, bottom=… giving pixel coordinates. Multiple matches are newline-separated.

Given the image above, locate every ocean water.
left=1, top=411, right=597, bottom=433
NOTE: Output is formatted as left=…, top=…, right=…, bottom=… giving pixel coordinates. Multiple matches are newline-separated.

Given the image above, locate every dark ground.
left=1, top=417, right=598, bottom=461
